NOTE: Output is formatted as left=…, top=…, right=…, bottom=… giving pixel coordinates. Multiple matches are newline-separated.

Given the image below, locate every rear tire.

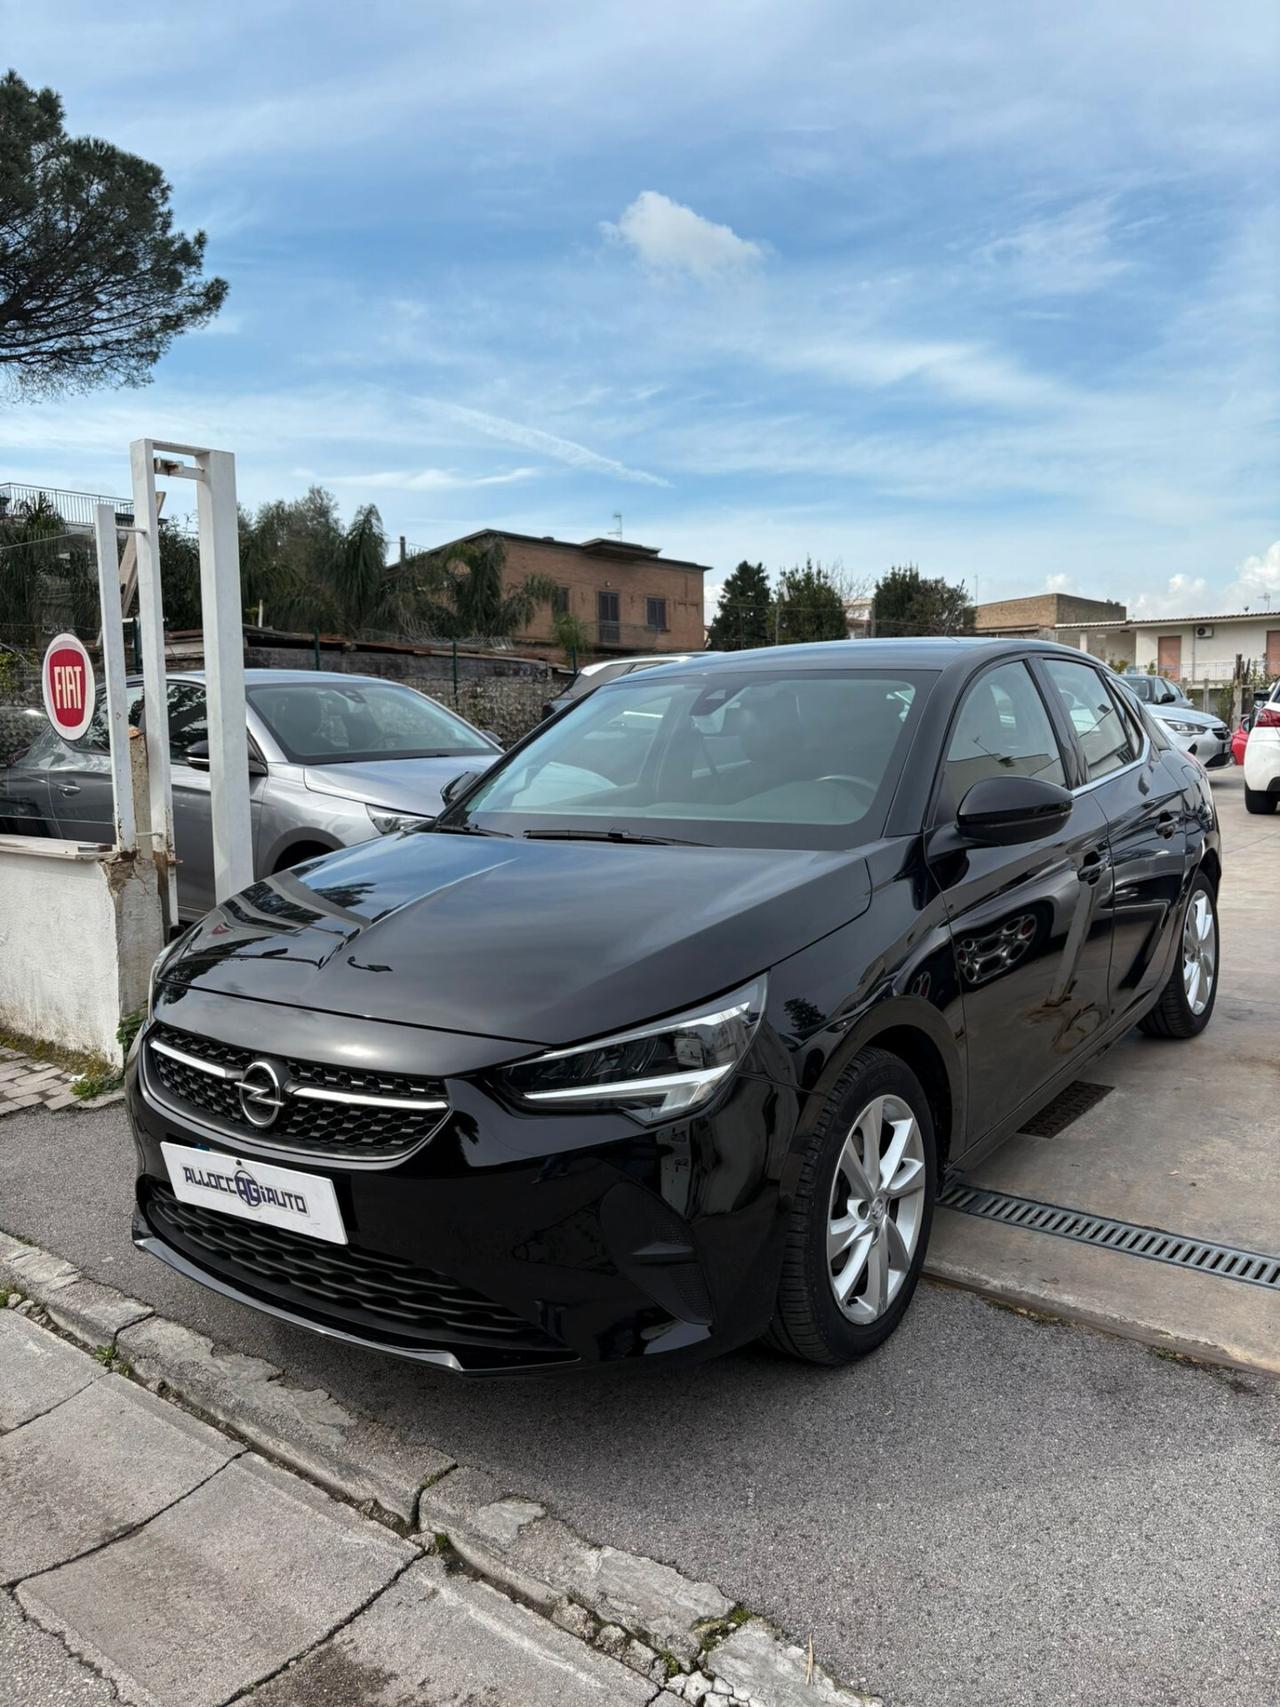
left=765, top=1048, right=936, bottom=1366
left=1138, top=872, right=1219, bottom=1039
left=1244, top=785, right=1277, bottom=815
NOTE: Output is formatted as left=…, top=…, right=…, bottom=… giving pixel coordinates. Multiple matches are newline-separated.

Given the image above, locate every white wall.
left=1132, top=619, right=1278, bottom=682
left=0, top=844, right=164, bottom=1061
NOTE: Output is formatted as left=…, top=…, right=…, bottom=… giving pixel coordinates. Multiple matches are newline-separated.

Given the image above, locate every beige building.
left=1042, top=607, right=1277, bottom=687
left=430, top=529, right=710, bottom=657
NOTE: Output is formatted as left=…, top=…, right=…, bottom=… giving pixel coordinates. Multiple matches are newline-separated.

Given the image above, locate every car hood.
left=1148, top=704, right=1221, bottom=729
left=302, top=755, right=497, bottom=817
left=158, top=832, right=873, bottom=1049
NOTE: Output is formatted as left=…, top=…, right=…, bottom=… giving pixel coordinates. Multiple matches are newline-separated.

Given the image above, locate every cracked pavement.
left=1, top=1309, right=685, bottom=1707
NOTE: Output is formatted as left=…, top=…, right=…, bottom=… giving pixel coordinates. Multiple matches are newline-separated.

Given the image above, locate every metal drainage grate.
left=938, top=1182, right=1280, bottom=1292
left=1019, top=1080, right=1113, bottom=1139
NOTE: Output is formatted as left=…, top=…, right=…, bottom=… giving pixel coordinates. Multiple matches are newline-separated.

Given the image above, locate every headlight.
left=366, top=805, right=433, bottom=835
left=499, top=977, right=766, bottom=1124
left=1164, top=720, right=1202, bottom=736
left=147, top=930, right=191, bottom=1023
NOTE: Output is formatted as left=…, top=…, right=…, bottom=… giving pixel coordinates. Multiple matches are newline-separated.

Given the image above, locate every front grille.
left=144, top=1181, right=568, bottom=1359
left=147, top=1023, right=449, bottom=1160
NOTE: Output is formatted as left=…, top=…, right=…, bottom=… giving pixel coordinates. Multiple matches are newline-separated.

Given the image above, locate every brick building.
left=975, top=592, right=1127, bottom=636
left=431, top=529, right=710, bottom=656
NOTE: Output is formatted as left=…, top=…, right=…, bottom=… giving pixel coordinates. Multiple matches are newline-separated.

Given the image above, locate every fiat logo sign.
left=41, top=633, right=96, bottom=742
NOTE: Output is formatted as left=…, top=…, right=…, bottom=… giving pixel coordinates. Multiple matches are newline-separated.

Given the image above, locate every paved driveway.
left=1, top=768, right=1277, bottom=1707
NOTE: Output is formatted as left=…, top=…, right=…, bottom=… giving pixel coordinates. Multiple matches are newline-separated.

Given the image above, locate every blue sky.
left=2, top=0, right=1278, bottom=619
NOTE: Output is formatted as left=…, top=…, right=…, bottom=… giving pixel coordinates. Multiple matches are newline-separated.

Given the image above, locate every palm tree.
left=0, top=494, right=95, bottom=638
left=409, top=534, right=555, bottom=642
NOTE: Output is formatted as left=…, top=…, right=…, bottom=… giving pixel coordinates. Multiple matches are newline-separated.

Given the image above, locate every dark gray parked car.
left=0, top=669, right=500, bottom=917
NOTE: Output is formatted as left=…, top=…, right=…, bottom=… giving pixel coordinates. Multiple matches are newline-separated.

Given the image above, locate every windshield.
left=445, top=667, right=932, bottom=849
left=247, top=680, right=495, bottom=764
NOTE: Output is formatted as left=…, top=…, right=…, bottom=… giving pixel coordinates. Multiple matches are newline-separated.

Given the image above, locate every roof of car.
left=604, top=636, right=1095, bottom=677
left=138, top=669, right=415, bottom=686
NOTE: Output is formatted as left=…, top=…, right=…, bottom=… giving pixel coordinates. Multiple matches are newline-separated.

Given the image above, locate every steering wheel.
left=816, top=774, right=878, bottom=807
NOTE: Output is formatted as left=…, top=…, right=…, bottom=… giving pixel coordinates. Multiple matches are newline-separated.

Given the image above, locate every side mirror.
left=441, top=770, right=482, bottom=807
left=956, top=775, right=1072, bottom=847
left=186, top=738, right=267, bottom=777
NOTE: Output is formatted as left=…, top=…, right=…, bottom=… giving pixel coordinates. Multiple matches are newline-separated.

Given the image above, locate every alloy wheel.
left=826, top=1093, right=927, bottom=1324
left=1182, top=889, right=1217, bottom=1015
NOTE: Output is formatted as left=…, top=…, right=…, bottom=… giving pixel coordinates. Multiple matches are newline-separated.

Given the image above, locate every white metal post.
left=92, top=505, right=137, bottom=853
left=192, top=447, right=253, bottom=901
left=129, top=439, right=177, bottom=931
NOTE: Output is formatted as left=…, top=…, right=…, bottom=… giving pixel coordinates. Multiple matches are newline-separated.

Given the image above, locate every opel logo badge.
left=237, top=1059, right=285, bottom=1129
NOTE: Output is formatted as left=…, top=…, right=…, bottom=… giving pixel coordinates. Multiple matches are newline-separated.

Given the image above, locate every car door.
left=0, top=719, right=58, bottom=838
left=1038, top=657, right=1187, bottom=1026
left=925, top=659, right=1114, bottom=1144
left=163, top=682, right=270, bottom=917
left=43, top=683, right=146, bottom=844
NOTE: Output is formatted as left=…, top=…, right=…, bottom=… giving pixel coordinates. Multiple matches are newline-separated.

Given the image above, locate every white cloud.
left=1129, top=573, right=1210, bottom=618
left=1226, top=540, right=1280, bottom=608
left=424, top=401, right=670, bottom=487
left=977, top=198, right=1132, bottom=296
left=327, top=466, right=538, bottom=492
left=1045, top=572, right=1073, bottom=593
left=602, top=191, right=763, bottom=279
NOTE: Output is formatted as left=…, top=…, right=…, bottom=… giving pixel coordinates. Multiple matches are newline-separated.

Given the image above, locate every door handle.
left=1080, top=846, right=1107, bottom=883
left=57, top=783, right=81, bottom=796
left=1156, top=810, right=1176, bottom=839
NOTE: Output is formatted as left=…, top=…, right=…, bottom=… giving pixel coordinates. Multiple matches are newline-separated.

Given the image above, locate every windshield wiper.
left=431, top=822, right=513, bottom=838
left=523, top=828, right=704, bottom=847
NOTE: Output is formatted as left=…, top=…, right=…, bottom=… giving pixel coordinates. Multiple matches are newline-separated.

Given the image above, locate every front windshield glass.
left=448, top=667, right=932, bottom=850
left=247, top=680, right=494, bottom=764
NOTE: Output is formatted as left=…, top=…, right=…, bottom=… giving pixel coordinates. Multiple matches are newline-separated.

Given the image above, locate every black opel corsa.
left=128, top=640, right=1222, bottom=1373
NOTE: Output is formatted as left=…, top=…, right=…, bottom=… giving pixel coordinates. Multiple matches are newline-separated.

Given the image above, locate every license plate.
left=161, top=1142, right=347, bottom=1245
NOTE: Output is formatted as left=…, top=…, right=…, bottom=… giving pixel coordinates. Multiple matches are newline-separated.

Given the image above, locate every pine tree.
left=0, top=72, right=227, bottom=396
left=707, top=561, right=773, bottom=650
left=774, top=560, right=848, bottom=643
left=871, top=565, right=974, bottom=637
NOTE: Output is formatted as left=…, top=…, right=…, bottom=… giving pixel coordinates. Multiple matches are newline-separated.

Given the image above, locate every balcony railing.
left=0, top=483, right=134, bottom=529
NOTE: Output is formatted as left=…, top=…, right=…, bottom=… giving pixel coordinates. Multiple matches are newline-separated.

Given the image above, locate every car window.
left=14, top=684, right=144, bottom=770
left=938, top=662, right=1065, bottom=818
left=1108, top=682, right=1149, bottom=750
left=167, top=682, right=209, bottom=763
left=1043, top=659, right=1138, bottom=783
left=453, top=667, right=932, bottom=851
left=246, top=680, right=495, bottom=764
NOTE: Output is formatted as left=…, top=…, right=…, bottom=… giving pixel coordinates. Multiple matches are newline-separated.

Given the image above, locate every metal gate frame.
left=128, top=440, right=253, bottom=931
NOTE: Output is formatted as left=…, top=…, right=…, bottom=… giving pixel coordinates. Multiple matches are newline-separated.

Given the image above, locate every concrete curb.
left=0, top=1228, right=878, bottom=1707
left=925, top=1242, right=1280, bottom=1378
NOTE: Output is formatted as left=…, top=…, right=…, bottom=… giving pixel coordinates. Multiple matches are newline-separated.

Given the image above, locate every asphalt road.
left=2, top=1102, right=1276, bottom=1707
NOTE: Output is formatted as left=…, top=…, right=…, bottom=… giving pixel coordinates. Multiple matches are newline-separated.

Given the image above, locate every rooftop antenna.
left=610, top=512, right=623, bottom=539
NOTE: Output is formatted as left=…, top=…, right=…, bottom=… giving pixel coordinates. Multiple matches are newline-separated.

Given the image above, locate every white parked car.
left=1243, top=682, right=1280, bottom=814
left=1120, top=674, right=1232, bottom=769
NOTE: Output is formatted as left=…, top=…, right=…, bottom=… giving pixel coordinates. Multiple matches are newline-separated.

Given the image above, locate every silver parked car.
left=0, top=670, right=501, bottom=917
left=1119, top=673, right=1232, bottom=767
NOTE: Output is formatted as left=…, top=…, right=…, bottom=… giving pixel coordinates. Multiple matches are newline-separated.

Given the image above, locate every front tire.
left=1139, top=872, right=1219, bottom=1039
left=1244, top=784, right=1277, bottom=815
left=766, top=1048, right=936, bottom=1366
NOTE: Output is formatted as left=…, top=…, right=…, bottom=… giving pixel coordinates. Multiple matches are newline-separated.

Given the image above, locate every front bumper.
left=1167, top=726, right=1232, bottom=768
left=126, top=1007, right=791, bottom=1375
